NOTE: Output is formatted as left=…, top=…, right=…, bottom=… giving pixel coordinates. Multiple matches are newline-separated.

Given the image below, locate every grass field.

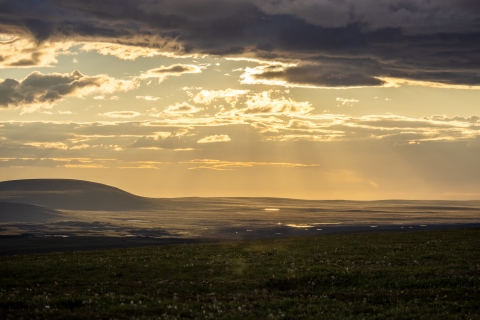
left=1, top=229, right=479, bottom=319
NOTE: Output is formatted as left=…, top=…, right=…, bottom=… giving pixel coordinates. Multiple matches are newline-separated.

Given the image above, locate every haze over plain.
left=1, top=179, right=479, bottom=246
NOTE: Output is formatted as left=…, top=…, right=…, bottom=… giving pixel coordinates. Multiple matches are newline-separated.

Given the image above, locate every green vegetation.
left=1, top=229, right=479, bottom=319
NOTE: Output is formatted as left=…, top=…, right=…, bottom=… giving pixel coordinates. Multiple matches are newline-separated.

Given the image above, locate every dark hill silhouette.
left=0, top=179, right=159, bottom=211
left=0, top=202, right=62, bottom=222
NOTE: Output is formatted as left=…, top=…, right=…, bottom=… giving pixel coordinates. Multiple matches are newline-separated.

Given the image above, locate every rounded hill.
left=0, top=179, right=158, bottom=211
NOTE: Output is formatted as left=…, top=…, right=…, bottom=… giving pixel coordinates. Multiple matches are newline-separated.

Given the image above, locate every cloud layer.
left=1, top=113, right=479, bottom=154
left=1, top=0, right=480, bottom=87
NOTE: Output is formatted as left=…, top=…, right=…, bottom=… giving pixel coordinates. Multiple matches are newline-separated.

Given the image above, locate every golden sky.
left=1, top=1, right=480, bottom=199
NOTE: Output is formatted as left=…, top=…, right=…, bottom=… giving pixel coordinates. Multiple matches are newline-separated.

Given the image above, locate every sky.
left=1, top=0, right=480, bottom=199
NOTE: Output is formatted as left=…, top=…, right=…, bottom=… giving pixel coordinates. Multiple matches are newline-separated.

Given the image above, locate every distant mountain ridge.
left=0, top=179, right=159, bottom=211
left=1, top=179, right=480, bottom=213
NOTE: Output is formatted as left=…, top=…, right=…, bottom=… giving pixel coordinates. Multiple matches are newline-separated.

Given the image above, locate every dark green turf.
left=1, top=229, right=479, bottom=319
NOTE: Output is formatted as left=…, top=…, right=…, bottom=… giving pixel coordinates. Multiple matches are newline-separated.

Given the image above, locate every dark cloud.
left=254, top=60, right=386, bottom=87
left=24, top=18, right=55, bottom=42
left=0, top=70, right=135, bottom=110
left=150, top=65, right=198, bottom=74
left=139, top=64, right=202, bottom=81
left=1, top=0, right=480, bottom=86
left=0, top=70, right=82, bottom=107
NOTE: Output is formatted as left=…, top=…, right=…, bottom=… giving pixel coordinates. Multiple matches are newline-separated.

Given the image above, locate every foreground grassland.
left=1, top=229, right=479, bottom=319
